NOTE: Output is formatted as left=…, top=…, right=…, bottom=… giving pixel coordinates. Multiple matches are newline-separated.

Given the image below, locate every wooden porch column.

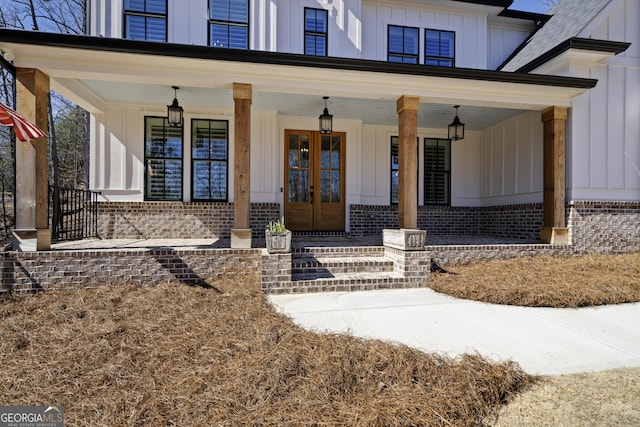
left=231, top=83, right=252, bottom=248
left=396, top=95, right=419, bottom=229
left=540, top=106, right=568, bottom=244
left=16, top=68, right=50, bottom=251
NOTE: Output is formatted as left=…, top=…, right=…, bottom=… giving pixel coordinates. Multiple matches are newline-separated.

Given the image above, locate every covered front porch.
left=0, top=28, right=597, bottom=254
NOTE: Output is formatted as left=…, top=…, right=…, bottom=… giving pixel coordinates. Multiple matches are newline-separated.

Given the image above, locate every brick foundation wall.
left=478, top=203, right=543, bottom=241
left=97, top=202, right=280, bottom=239
left=569, top=201, right=640, bottom=253
left=350, top=204, right=542, bottom=240
left=427, top=244, right=572, bottom=266
left=349, top=205, right=398, bottom=236
left=1, top=248, right=263, bottom=294
left=419, top=206, right=479, bottom=235
left=88, top=200, right=640, bottom=254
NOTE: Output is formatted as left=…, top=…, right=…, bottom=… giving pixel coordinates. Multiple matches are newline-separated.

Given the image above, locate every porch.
left=0, top=29, right=595, bottom=255
left=1, top=232, right=570, bottom=295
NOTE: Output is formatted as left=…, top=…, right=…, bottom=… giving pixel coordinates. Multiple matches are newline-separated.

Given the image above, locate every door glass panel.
left=331, top=170, right=340, bottom=201
left=331, top=136, right=340, bottom=168
left=300, top=135, right=310, bottom=168
left=320, top=135, right=340, bottom=203
left=321, top=136, right=330, bottom=168
left=320, top=170, right=330, bottom=202
left=288, top=134, right=299, bottom=168
left=288, top=134, right=310, bottom=203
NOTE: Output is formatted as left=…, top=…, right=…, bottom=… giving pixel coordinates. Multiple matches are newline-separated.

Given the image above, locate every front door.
left=284, top=130, right=345, bottom=231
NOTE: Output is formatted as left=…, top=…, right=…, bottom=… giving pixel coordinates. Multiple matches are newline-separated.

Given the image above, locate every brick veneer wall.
left=478, top=203, right=543, bottom=241
left=97, top=202, right=280, bottom=239
left=349, top=205, right=398, bottom=236
left=420, top=205, right=479, bottom=235
left=350, top=204, right=542, bottom=240
left=568, top=201, right=640, bottom=253
left=428, top=244, right=572, bottom=266
left=1, top=248, right=263, bottom=294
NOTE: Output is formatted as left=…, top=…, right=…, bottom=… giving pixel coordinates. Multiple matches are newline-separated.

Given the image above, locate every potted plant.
left=265, top=217, right=292, bottom=253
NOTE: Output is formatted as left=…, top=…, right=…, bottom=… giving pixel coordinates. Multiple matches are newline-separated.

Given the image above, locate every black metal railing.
left=48, top=186, right=99, bottom=242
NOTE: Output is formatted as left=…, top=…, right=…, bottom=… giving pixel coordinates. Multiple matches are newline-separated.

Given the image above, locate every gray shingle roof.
left=501, top=0, right=612, bottom=72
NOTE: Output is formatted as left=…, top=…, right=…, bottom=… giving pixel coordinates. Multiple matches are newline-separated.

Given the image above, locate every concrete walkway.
left=268, top=288, right=640, bottom=375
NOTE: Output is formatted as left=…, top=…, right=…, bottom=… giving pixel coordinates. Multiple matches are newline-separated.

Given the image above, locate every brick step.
left=272, top=271, right=408, bottom=294
left=292, top=255, right=394, bottom=278
left=292, top=246, right=386, bottom=258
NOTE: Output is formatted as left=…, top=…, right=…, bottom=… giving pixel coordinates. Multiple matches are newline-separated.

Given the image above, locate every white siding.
left=487, top=23, right=532, bottom=70
left=359, top=125, right=394, bottom=205
left=358, top=124, right=484, bottom=207
left=567, top=0, right=640, bottom=200
left=170, top=0, right=208, bottom=45
left=361, top=1, right=488, bottom=68
left=451, top=130, right=481, bottom=206
left=478, top=111, right=543, bottom=205
left=275, top=0, right=362, bottom=56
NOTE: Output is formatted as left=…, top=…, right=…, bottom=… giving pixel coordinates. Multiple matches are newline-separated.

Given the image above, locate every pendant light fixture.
left=167, top=86, right=184, bottom=127
left=319, top=96, right=333, bottom=134
left=448, top=105, right=465, bottom=141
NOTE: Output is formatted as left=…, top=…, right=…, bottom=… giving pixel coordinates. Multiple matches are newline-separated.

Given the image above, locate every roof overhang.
left=0, top=29, right=598, bottom=127
left=515, top=37, right=631, bottom=74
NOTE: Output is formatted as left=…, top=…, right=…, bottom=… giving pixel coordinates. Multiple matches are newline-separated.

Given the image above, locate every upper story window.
left=425, top=29, right=455, bottom=67
left=124, top=0, right=167, bottom=41
left=144, top=116, right=183, bottom=201
left=304, top=8, right=328, bottom=56
left=209, top=0, right=249, bottom=49
left=388, top=25, right=419, bottom=64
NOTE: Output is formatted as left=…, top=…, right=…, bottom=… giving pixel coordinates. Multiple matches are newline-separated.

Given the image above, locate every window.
left=209, top=0, right=249, bottom=49
left=390, top=136, right=399, bottom=204
left=424, top=138, right=451, bottom=205
left=390, top=136, right=420, bottom=204
left=305, top=8, right=328, bottom=56
left=145, top=117, right=183, bottom=201
left=425, top=29, right=455, bottom=67
left=192, top=119, right=229, bottom=201
left=123, top=0, right=167, bottom=41
left=388, top=25, right=419, bottom=64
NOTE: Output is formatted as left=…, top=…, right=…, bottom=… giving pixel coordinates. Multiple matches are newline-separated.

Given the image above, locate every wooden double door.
left=284, top=130, right=345, bottom=231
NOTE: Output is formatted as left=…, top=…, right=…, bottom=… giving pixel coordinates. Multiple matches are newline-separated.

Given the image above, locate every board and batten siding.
left=361, top=2, right=488, bottom=68
left=359, top=123, right=483, bottom=207
left=478, top=111, right=543, bottom=206
left=90, top=104, right=284, bottom=204
left=568, top=0, right=640, bottom=201
left=487, top=23, right=533, bottom=70
left=88, top=0, right=534, bottom=70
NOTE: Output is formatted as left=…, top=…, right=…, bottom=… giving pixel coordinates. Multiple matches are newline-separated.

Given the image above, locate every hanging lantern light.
left=167, top=86, right=183, bottom=127
left=319, top=96, right=333, bottom=134
left=448, top=105, right=465, bottom=141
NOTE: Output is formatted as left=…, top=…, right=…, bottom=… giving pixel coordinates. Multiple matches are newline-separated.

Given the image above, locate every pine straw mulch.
left=0, top=274, right=535, bottom=426
left=428, top=252, right=640, bottom=308
left=495, top=367, right=640, bottom=426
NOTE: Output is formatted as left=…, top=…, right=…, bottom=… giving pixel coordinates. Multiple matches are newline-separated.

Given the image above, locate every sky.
left=510, top=0, right=554, bottom=13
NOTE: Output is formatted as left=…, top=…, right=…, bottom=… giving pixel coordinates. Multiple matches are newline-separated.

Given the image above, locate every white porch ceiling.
left=76, top=80, right=526, bottom=130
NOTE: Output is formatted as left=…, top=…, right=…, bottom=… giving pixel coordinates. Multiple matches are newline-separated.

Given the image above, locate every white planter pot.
left=265, top=230, right=292, bottom=253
